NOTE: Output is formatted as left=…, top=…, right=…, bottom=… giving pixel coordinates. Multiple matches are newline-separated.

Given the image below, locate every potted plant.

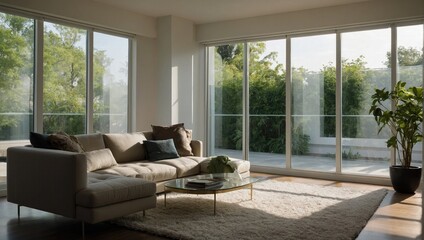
left=370, top=81, right=423, bottom=193
left=207, top=155, right=236, bottom=173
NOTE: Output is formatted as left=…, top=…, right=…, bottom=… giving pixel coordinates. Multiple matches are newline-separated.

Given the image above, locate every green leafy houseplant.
left=207, top=155, right=236, bottom=173
left=369, top=81, right=423, bottom=193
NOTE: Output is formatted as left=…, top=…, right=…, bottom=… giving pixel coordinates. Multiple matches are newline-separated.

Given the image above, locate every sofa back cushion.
left=103, top=133, right=147, bottom=163
left=75, top=133, right=106, bottom=152
left=151, top=123, right=193, bottom=156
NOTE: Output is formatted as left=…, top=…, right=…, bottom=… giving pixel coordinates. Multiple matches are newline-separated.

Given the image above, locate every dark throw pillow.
left=144, top=139, right=180, bottom=161
left=48, top=132, right=84, bottom=153
left=30, top=132, right=54, bottom=149
left=151, top=123, right=193, bottom=156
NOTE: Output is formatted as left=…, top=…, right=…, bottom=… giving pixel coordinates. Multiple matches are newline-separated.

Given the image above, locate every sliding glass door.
left=341, top=28, right=391, bottom=176
left=396, top=24, right=423, bottom=168
left=209, top=44, right=244, bottom=159
left=248, top=40, right=286, bottom=167
left=291, top=34, right=336, bottom=172
left=207, top=22, right=423, bottom=180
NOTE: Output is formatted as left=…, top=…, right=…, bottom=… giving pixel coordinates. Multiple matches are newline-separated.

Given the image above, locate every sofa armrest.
left=190, top=140, right=202, bottom=157
left=7, top=146, right=87, bottom=218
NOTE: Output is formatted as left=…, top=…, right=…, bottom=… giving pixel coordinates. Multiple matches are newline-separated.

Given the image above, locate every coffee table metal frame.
left=164, top=173, right=258, bottom=215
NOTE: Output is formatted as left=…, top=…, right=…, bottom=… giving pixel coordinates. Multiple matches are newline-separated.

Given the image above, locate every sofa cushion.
left=154, top=157, right=200, bottom=178
left=48, top=132, right=84, bottom=153
left=151, top=123, right=193, bottom=156
left=103, top=133, right=147, bottom=163
left=94, top=161, right=178, bottom=182
left=144, top=139, right=180, bottom=161
left=85, top=149, right=118, bottom=172
left=75, top=133, right=105, bottom=152
left=76, top=173, right=156, bottom=208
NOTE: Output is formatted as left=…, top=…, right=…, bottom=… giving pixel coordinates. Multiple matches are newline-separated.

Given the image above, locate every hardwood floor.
left=0, top=173, right=421, bottom=240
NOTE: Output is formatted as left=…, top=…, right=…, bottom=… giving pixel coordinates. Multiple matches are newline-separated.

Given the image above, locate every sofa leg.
left=143, top=210, right=146, bottom=217
left=17, top=205, right=20, bottom=221
left=82, top=221, right=85, bottom=239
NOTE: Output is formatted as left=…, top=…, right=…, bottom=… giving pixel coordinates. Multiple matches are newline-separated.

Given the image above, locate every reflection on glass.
left=341, top=28, right=391, bottom=176
left=291, top=34, right=336, bottom=172
left=43, top=22, right=87, bottom=134
left=209, top=44, right=244, bottom=159
left=93, top=32, right=128, bottom=133
left=248, top=40, right=286, bottom=167
left=397, top=24, right=423, bottom=168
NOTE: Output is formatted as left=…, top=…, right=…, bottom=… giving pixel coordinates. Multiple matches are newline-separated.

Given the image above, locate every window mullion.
left=390, top=24, right=397, bottom=166
left=86, top=30, right=94, bottom=134
left=336, top=32, right=342, bottom=173
left=34, top=19, right=44, bottom=133
left=243, top=43, right=250, bottom=160
left=128, top=38, right=134, bottom=133
left=285, top=37, right=292, bottom=169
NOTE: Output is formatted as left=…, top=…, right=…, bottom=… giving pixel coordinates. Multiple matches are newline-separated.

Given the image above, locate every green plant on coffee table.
left=207, top=155, right=236, bottom=173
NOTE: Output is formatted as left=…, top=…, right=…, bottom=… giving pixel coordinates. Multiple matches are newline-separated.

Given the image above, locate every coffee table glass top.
left=164, top=173, right=260, bottom=192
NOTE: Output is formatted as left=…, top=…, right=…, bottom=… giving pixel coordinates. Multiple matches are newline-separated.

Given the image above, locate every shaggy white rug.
left=112, top=180, right=387, bottom=240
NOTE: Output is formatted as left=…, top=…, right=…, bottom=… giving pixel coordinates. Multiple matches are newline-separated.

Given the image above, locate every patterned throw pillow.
left=48, top=132, right=84, bottom=153
left=151, top=123, right=193, bottom=156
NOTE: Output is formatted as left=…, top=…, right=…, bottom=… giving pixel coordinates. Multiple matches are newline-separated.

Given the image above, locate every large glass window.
left=248, top=40, right=286, bottom=167
left=0, top=11, right=132, bottom=196
left=208, top=23, right=423, bottom=180
left=341, top=28, right=391, bottom=176
left=291, top=34, right=336, bottom=172
left=209, top=44, right=244, bottom=159
left=93, top=32, right=129, bottom=133
left=0, top=13, right=34, bottom=194
left=0, top=13, right=34, bottom=142
left=43, top=22, right=87, bottom=134
left=396, top=24, right=423, bottom=168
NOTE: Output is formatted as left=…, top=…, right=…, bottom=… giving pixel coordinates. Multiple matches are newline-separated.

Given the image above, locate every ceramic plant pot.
left=389, top=165, right=422, bottom=194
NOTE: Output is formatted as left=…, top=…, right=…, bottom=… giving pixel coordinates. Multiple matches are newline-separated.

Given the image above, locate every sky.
left=263, top=25, right=423, bottom=71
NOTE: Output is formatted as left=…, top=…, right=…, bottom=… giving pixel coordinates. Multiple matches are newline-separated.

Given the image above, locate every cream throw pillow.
left=85, top=148, right=118, bottom=172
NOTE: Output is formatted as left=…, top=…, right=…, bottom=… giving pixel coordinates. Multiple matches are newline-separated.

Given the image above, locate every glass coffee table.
left=164, top=173, right=260, bottom=215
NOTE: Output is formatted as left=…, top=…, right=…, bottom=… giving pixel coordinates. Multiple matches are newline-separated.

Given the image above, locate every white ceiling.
left=92, top=0, right=372, bottom=24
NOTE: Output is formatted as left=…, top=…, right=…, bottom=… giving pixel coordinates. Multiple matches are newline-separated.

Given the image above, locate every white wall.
left=156, top=16, right=204, bottom=140
left=134, top=36, right=158, bottom=131
left=196, top=0, right=424, bottom=43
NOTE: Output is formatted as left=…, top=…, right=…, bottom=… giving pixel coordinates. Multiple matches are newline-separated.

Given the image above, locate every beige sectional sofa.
left=7, top=131, right=250, bottom=227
